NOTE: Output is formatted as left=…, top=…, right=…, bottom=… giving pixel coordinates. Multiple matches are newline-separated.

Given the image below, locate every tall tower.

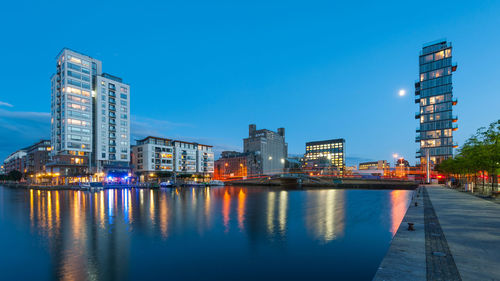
left=50, top=48, right=130, bottom=179
left=415, top=40, right=458, bottom=167
left=51, top=49, right=102, bottom=164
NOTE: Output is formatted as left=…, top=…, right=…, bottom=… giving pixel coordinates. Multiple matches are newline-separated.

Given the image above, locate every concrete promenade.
left=373, top=185, right=500, bottom=281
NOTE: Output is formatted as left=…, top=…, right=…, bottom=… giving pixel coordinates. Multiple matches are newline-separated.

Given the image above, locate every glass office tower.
left=415, top=40, right=458, bottom=167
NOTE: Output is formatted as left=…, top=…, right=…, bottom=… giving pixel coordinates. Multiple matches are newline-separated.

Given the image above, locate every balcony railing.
left=452, top=124, right=458, bottom=131
left=415, top=112, right=421, bottom=119
left=415, top=135, right=421, bottom=142
left=452, top=98, right=458, bottom=105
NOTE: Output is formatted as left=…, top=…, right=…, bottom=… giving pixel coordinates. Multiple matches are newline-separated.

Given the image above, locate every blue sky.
left=1, top=0, right=499, bottom=165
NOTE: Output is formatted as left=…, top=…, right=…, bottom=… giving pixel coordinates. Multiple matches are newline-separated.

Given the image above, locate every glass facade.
left=415, top=40, right=457, bottom=166
left=304, top=139, right=345, bottom=174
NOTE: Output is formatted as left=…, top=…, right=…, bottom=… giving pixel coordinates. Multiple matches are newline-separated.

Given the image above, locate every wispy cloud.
left=0, top=108, right=50, bottom=160
left=0, top=101, right=13, bottom=108
left=131, top=115, right=193, bottom=140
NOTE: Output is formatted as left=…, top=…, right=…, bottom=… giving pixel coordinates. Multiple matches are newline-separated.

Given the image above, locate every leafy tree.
left=8, top=170, right=23, bottom=182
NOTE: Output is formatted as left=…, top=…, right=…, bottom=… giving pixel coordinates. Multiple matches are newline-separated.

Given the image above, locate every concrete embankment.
left=373, top=188, right=425, bottom=281
left=228, top=177, right=418, bottom=190
left=373, top=185, right=500, bottom=281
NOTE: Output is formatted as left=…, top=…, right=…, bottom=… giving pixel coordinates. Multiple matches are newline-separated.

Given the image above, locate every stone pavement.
left=427, top=185, right=500, bottom=281
left=373, top=185, right=500, bottom=281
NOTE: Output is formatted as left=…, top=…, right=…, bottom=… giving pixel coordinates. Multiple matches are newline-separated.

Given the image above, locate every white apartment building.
left=51, top=49, right=101, bottom=158
left=50, top=48, right=130, bottom=177
left=132, top=137, right=174, bottom=173
left=132, top=137, right=214, bottom=180
left=95, top=74, right=130, bottom=170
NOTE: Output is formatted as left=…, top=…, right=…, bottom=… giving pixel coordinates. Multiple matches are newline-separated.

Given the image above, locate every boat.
left=79, top=182, right=104, bottom=191
left=208, top=180, right=224, bottom=186
left=160, top=181, right=174, bottom=188
left=182, top=181, right=205, bottom=187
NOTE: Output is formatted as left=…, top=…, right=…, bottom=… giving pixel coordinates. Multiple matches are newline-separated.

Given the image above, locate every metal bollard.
left=407, top=222, right=415, bottom=231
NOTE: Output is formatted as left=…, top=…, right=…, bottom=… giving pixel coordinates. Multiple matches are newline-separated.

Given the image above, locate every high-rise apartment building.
left=50, top=48, right=130, bottom=180
left=243, top=124, right=287, bottom=176
left=304, top=139, right=345, bottom=174
left=95, top=73, right=130, bottom=170
left=415, top=40, right=458, bottom=166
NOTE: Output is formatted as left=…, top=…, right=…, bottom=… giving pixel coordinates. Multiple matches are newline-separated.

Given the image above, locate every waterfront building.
left=95, top=73, right=131, bottom=176
left=25, top=140, right=52, bottom=181
left=3, top=149, right=27, bottom=174
left=132, top=136, right=214, bottom=182
left=359, top=160, right=389, bottom=170
left=214, top=151, right=249, bottom=180
left=415, top=40, right=458, bottom=167
left=49, top=48, right=130, bottom=182
left=243, top=124, right=287, bottom=176
left=303, top=139, right=345, bottom=175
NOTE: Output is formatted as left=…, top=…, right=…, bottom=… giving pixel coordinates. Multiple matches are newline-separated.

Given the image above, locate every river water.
left=0, top=185, right=412, bottom=281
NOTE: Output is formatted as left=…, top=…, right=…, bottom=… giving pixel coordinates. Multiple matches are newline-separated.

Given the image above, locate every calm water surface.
left=0, top=185, right=412, bottom=281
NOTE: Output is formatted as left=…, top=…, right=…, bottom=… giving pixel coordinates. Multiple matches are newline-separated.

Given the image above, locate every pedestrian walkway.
left=373, top=185, right=500, bottom=281
left=427, top=185, right=500, bottom=281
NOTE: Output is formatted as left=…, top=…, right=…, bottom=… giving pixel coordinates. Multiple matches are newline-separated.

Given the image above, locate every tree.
left=7, top=170, right=23, bottom=182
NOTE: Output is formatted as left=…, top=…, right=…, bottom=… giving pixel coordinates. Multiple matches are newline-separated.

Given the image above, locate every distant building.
left=243, top=124, right=287, bottom=176
left=214, top=151, right=249, bottom=180
left=415, top=40, right=458, bottom=167
left=25, top=140, right=51, bottom=176
left=3, top=149, right=27, bottom=174
left=359, top=160, right=389, bottom=170
left=132, top=136, right=214, bottom=182
left=303, top=139, right=345, bottom=175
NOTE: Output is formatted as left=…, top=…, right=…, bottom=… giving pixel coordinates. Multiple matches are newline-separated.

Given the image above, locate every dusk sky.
left=1, top=0, right=499, bottom=165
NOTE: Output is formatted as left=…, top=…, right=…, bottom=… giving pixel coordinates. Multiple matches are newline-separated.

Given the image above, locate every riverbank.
left=228, top=177, right=418, bottom=190
left=373, top=185, right=500, bottom=281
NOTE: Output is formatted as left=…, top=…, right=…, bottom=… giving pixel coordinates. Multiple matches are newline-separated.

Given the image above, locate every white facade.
left=95, top=75, right=131, bottom=166
left=50, top=48, right=130, bottom=173
left=51, top=49, right=102, bottom=156
left=133, top=137, right=174, bottom=172
left=132, top=137, right=213, bottom=175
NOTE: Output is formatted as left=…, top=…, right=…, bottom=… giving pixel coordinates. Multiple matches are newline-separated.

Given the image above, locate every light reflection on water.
left=0, top=186, right=412, bottom=281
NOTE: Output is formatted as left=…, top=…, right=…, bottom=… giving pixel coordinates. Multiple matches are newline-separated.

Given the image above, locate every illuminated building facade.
left=3, top=149, right=27, bottom=174
left=95, top=73, right=130, bottom=174
left=358, top=160, right=389, bottom=170
left=415, top=40, right=458, bottom=166
left=243, top=124, right=287, bottom=176
left=214, top=151, right=249, bottom=180
left=49, top=48, right=130, bottom=181
left=304, top=139, right=345, bottom=174
left=132, top=136, right=214, bottom=181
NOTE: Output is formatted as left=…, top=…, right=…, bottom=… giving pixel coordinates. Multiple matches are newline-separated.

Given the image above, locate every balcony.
left=415, top=112, right=421, bottom=119
left=452, top=63, right=458, bottom=72
left=416, top=150, right=421, bottom=158
left=452, top=124, right=458, bottom=131
left=453, top=142, right=459, bottom=148
left=415, top=98, right=420, bottom=104
left=415, top=135, right=421, bottom=142
left=109, top=92, right=116, bottom=97
left=452, top=115, right=458, bottom=122
left=416, top=127, right=421, bottom=132
left=109, top=148, right=116, bottom=153
left=109, top=112, right=116, bottom=118
left=109, top=105, right=116, bottom=111
left=109, top=98, right=116, bottom=104
left=452, top=98, right=458, bottom=106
